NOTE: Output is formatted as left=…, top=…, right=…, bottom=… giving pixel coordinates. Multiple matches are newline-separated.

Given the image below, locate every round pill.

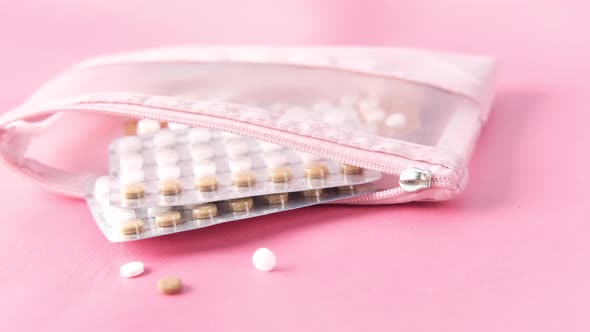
left=153, top=130, right=176, bottom=148
left=187, top=128, right=211, bottom=143
left=228, top=156, right=252, bottom=173
left=157, top=277, right=183, bottom=295
left=155, top=148, right=179, bottom=165
left=159, top=179, right=183, bottom=196
left=195, top=176, right=219, bottom=192
left=119, top=153, right=144, bottom=170
left=225, top=140, right=249, bottom=157
left=168, top=122, right=188, bottom=130
left=231, top=171, right=256, bottom=187
left=299, top=152, right=322, bottom=163
left=121, top=183, right=145, bottom=199
left=264, top=152, right=288, bottom=168
left=192, top=203, right=218, bottom=219
left=268, top=166, right=293, bottom=183
left=147, top=206, right=172, bottom=218
left=103, top=203, right=136, bottom=223
left=157, top=165, right=181, bottom=180
left=192, top=160, right=217, bottom=178
left=259, top=141, right=283, bottom=152
left=359, top=98, right=380, bottom=111
left=385, top=113, right=407, bottom=128
left=341, top=164, right=364, bottom=175
left=93, top=176, right=110, bottom=202
left=302, top=188, right=324, bottom=198
left=120, top=261, right=145, bottom=278
left=363, top=108, right=386, bottom=124
left=117, top=219, right=145, bottom=235
left=118, top=136, right=142, bottom=153
left=304, top=162, right=330, bottom=179
left=252, top=248, right=276, bottom=272
left=119, top=169, right=145, bottom=185
left=155, top=211, right=183, bottom=227
left=228, top=197, right=254, bottom=212
left=264, top=193, right=289, bottom=205
left=137, top=119, right=161, bottom=135
left=338, top=185, right=357, bottom=193
left=191, top=144, right=215, bottom=161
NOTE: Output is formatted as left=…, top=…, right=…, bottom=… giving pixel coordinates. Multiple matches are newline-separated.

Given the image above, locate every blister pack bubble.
left=108, top=127, right=382, bottom=209
left=86, top=176, right=378, bottom=242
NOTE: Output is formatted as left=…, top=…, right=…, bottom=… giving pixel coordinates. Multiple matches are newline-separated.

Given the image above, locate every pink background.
left=1, top=1, right=589, bottom=331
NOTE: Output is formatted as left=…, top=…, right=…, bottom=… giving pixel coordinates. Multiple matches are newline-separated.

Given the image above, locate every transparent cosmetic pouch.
left=0, top=46, right=496, bottom=204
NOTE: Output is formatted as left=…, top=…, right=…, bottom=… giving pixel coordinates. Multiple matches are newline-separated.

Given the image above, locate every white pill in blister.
left=118, top=137, right=142, bottom=153
left=157, top=165, right=181, bottom=180
left=299, top=152, right=322, bottom=163
left=259, top=141, right=283, bottom=152
left=103, top=202, right=136, bottom=223
left=187, top=128, right=211, bottom=143
left=364, top=108, right=386, bottom=124
left=252, top=248, right=276, bottom=272
left=147, top=206, right=172, bottom=218
left=264, top=152, right=288, bottom=168
left=155, top=148, right=179, bottom=165
left=168, top=122, right=188, bottom=130
left=120, top=261, right=145, bottom=278
left=385, top=113, right=407, bottom=128
left=119, top=170, right=145, bottom=185
left=192, top=160, right=217, bottom=177
left=119, top=153, right=144, bottom=170
left=137, top=119, right=161, bottom=135
left=225, top=140, right=249, bottom=157
left=191, top=144, right=215, bottom=161
left=229, top=156, right=252, bottom=173
left=153, top=131, right=176, bottom=148
left=94, top=176, right=110, bottom=202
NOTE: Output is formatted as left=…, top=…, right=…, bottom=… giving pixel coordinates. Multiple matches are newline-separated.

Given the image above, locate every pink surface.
left=1, top=1, right=589, bottom=331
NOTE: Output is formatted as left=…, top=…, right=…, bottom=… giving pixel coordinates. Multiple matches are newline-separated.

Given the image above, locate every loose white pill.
left=228, top=156, right=252, bottom=173
left=264, top=152, right=288, bottom=168
left=385, top=113, right=407, bottom=128
left=120, top=261, right=145, bottom=278
left=119, top=153, right=144, bottom=170
left=364, top=108, right=386, bottom=124
left=192, top=160, right=217, bottom=177
left=191, top=144, right=215, bottom=161
left=157, top=165, right=181, bottom=180
left=119, top=170, right=145, bottom=185
left=168, top=122, right=188, bottom=130
left=118, top=137, right=142, bottom=153
left=299, top=152, right=322, bottom=163
left=252, top=248, right=276, bottom=272
left=225, top=140, right=249, bottom=157
left=187, top=128, right=211, bottom=143
left=94, top=176, right=110, bottom=202
left=147, top=206, right=172, bottom=218
left=359, top=98, right=379, bottom=111
left=137, top=119, right=161, bottom=135
left=259, top=141, right=283, bottom=152
left=155, top=148, right=179, bottom=165
left=153, top=131, right=176, bottom=148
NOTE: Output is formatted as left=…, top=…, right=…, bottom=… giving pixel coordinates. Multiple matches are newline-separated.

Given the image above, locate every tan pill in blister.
left=157, top=277, right=183, bottom=295
left=337, top=185, right=357, bottom=193
left=302, top=189, right=324, bottom=198
left=264, top=193, right=289, bottom=205
left=158, top=179, right=183, bottom=196
left=155, top=211, right=183, bottom=227
left=121, top=183, right=145, bottom=199
left=195, top=176, right=219, bottom=192
left=191, top=203, right=218, bottom=220
left=341, top=164, right=364, bottom=175
left=228, top=197, right=254, bottom=212
left=232, top=171, right=256, bottom=187
left=268, top=166, right=293, bottom=183
left=304, top=162, right=330, bottom=179
left=117, top=218, right=145, bottom=235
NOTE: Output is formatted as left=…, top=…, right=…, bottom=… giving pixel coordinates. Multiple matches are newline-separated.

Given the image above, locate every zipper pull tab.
left=399, top=168, right=432, bottom=192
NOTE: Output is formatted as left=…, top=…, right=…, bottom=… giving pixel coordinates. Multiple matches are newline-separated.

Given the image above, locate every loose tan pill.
left=264, top=193, right=289, bottom=205
left=341, top=164, right=364, bottom=175
left=302, top=189, right=324, bottom=198
left=195, top=176, right=219, bottom=192
left=157, top=277, right=182, bottom=295
left=228, top=197, right=254, bottom=212
left=232, top=171, right=256, bottom=187
left=304, top=162, right=329, bottom=179
left=192, top=203, right=218, bottom=219
left=268, top=166, right=293, bottom=183
left=155, top=211, right=183, bottom=227
left=121, top=183, right=145, bottom=199
left=159, top=179, right=183, bottom=196
left=117, top=218, right=145, bottom=235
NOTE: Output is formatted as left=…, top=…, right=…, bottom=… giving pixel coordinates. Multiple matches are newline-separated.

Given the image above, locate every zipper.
left=2, top=101, right=459, bottom=201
